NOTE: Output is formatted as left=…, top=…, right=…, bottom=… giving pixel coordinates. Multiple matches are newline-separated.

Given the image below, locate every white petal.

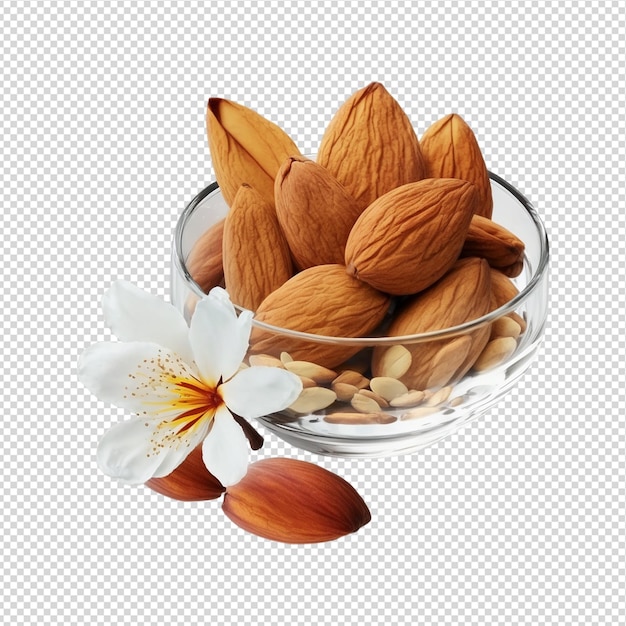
left=78, top=341, right=195, bottom=414
left=103, top=281, right=193, bottom=364
left=97, top=415, right=210, bottom=484
left=219, top=366, right=303, bottom=419
left=202, top=406, right=249, bottom=487
left=97, top=417, right=169, bottom=484
left=188, top=289, right=252, bottom=384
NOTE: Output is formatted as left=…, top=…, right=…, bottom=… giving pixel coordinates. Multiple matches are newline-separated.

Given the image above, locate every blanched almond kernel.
left=400, top=406, right=438, bottom=421
left=507, top=312, right=527, bottom=333
left=369, top=377, right=409, bottom=402
left=248, top=354, right=285, bottom=368
left=389, top=389, right=426, bottom=408
left=425, top=385, right=453, bottom=407
left=299, top=376, right=318, bottom=389
left=376, top=345, right=412, bottom=379
left=289, top=387, right=337, bottom=414
left=332, top=370, right=370, bottom=390
left=490, top=316, right=521, bottom=339
left=284, top=360, right=337, bottom=383
left=280, top=351, right=294, bottom=364
left=351, top=392, right=381, bottom=414
left=358, top=388, right=390, bottom=408
left=473, top=336, right=518, bottom=371
left=324, top=412, right=397, bottom=425
left=331, top=382, right=359, bottom=402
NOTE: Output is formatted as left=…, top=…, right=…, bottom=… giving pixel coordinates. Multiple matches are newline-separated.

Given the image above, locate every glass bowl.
left=171, top=174, right=549, bottom=457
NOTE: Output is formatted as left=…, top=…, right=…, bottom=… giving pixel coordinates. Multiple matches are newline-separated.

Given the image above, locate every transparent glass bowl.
left=171, top=174, right=549, bottom=457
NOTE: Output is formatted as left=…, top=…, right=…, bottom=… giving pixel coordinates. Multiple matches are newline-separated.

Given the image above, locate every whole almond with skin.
left=222, top=184, right=293, bottom=310
left=345, top=178, right=477, bottom=296
left=490, top=268, right=520, bottom=310
left=317, top=82, right=425, bottom=208
left=420, top=113, right=493, bottom=218
left=250, top=264, right=391, bottom=368
left=185, top=218, right=225, bottom=293
left=222, top=458, right=371, bottom=543
left=145, top=445, right=225, bottom=501
left=274, top=156, right=363, bottom=269
left=462, top=214, right=525, bottom=274
left=206, top=97, right=302, bottom=208
left=371, top=258, right=492, bottom=389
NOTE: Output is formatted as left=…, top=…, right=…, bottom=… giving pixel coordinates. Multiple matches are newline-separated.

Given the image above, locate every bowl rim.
left=173, top=172, right=550, bottom=345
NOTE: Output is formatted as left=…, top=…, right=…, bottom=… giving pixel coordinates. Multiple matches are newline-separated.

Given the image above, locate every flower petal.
left=219, top=366, right=303, bottom=419
left=97, top=410, right=211, bottom=485
left=96, top=416, right=167, bottom=484
left=189, top=287, right=253, bottom=384
left=78, top=341, right=196, bottom=414
left=202, top=406, right=249, bottom=487
left=102, top=281, right=193, bottom=364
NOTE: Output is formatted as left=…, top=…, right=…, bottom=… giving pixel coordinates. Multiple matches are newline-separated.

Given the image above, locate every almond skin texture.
left=185, top=218, right=225, bottom=293
left=222, top=184, right=294, bottom=310
left=317, top=82, right=425, bottom=208
left=206, top=98, right=302, bottom=208
left=420, top=113, right=493, bottom=218
left=250, top=264, right=391, bottom=368
left=274, top=156, right=364, bottom=269
left=372, top=258, right=492, bottom=389
left=145, top=446, right=225, bottom=501
left=490, top=267, right=520, bottom=310
left=222, top=458, right=371, bottom=543
left=345, top=178, right=477, bottom=296
left=462, top=214, right=525, bottom=276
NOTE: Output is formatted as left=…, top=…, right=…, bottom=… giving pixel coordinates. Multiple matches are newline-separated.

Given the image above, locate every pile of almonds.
left=187, top=83, right=527, bottom=423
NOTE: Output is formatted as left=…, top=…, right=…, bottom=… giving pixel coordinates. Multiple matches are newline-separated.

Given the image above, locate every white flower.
left=78, top=281, right=302, bottom=487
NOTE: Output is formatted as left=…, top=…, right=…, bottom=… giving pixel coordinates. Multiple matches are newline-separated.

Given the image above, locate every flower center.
left=166, top=376, right=224, bottom=434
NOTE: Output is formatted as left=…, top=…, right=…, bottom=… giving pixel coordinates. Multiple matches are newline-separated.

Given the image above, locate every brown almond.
left=275, top=156, right=364, bottom=269
left=145, top=446, right=225, bottom=501
left=420, top=113, right=493, bottom=218
left=462, top=214, right=525, bottom=273
left=317, top=82, right=425, bottom=208
left=185, top=218, right=225, bottom=293
left=345, top=178, right=477, bottom=295
left=222, top=184, right=294, bottom=310
left=250, top=264, right=391, bottom=368
left=206, top=97, right=301, bottom=207
left=371, top=258, right=492, bottom=389
left=490, top=268, right=520, bottom=310
left=222, top=458, right=371, bottom=543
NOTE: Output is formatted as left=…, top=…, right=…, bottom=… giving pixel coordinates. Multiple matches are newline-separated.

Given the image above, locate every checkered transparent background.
left=2, top=1, right=625, bottom=624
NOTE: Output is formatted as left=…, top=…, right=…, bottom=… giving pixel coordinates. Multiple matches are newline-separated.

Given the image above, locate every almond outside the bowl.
left=145, top=446, right=226, bottom=501
left=222, top=458, right=371, bottom=543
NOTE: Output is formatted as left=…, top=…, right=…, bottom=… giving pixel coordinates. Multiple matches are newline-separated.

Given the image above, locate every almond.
left=317, top=82, right=425, bottom=208
left=490, top=268, right=520, bottom=310
left=274, top=156, right=363, bottom=269
left=185, top=218, right=225, bottom=293
left=371, top=258, right=492, bottom=389
left=222, top=458, right=371, bottom=543
left=222, top=184, right=293, bottom=310
left=462, top=214, right=525, bottom=275
left=250, top=264, right=391, bottom=368
left=145, top=446, right=225, bottom=501
left=420, top=113, right=493, bottom=218
left=345, top=178, right=477, bottom=295
left=206, top=97, right=301, bottom=208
